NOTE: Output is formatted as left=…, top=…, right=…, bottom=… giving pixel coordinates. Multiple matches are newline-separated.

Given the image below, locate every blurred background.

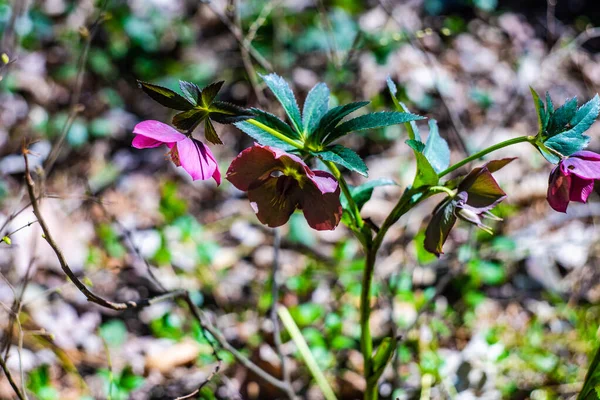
left=1, top=0, right=600, bottom=399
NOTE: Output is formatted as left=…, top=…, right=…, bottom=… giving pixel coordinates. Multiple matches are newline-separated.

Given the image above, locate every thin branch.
left=23, top=151, right=185, bottom=310
left=174, top=364, right=221, bottom=400
left=44, top=1, right=110, bottom=175
left=270, top=228, right=295, bottom=400
left=0, top=354, right=25, bottom=400
left=203, top=1, right=273, bottom=72
left=181, top=293, right=293, bottom=392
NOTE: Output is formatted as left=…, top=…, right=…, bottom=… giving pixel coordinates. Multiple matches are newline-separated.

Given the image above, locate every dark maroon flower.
left=226, top=144, right=342, bottom=230
left=424, top=158, right=515, bottom=256
left=547, top=151, right=600, bottom=212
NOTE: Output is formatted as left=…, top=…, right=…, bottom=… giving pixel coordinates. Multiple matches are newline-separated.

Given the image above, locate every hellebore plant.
left=132, top=74, right=600, bottom=400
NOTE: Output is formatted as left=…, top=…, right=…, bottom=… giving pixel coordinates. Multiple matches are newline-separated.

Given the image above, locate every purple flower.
left=424, top=158, right=515, bottom=256
left=547, top=150, right=600, bottom=212
left=132, top=120, right=221, bottom=184
left=226, top=144, right=342, bottom=230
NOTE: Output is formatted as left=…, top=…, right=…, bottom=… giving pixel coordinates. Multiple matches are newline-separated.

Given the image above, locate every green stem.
left=324, top=161, right=364, bottom=229
left=361, top=246, right=376, bottom=398
left=246, top=118, right=304, bottom=150
left=438, top=135, right=534, bottom=178
left=278, top=306, right=338, bottom=400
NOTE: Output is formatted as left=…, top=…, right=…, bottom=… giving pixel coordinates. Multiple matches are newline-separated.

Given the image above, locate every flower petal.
left=247, top=177, right=297, bottom=228
left=561, top=154, right=600, bottom=180
left=424, top=198, right=458, bottom=256
left=306, top=170, right=338, bottom=194
left=132, top=120, right=186, bottom=149
left=547, top=167, right=572, bottom=212
left=569, top=176, right=594, bottom=203
left=176, top=138, right=220, bottom=183
left=297, top=171, right=342, bottom=230
left=226, top=144, right=284, bottom=191
left=463, top=169, right=507, bottom=212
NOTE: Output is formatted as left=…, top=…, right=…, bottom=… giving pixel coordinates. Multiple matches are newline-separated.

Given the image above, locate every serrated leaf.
left=200, top=81, right=224, bottom=108
left=386, top=76, right=403, bottom=110
left=405, top=139, right=425, bottom=153
left=413, top=151, right=439, bottom=188
left=544, top=130, right=590, bottom=157
left=423, top=119, right=450, bottom=174
left=204, top=119, right=222, bottom=145
left=303, top=82, right=330, bottom=136
left=325, top=111, right=424, bottom=144
left=316, top=145, right=368, bottom=176
left=138, top=81, right=193, bottom=111
left=172, top=108, right=208, bottom=131
left=312, top=101, right=370, bottom=143
left=179, top=81, right=200, bottom=105
left=340, top=179, right=396, bottom=211
left=261, top=73, right=303, bottom=134
left=234, top=110, right=298, bottom=151
left=248, top=108, right=300, bottom=140
left=209, top=101, right=254, bottom=124
left=398, top=102, right=421, bottom=141
left=545, top=91, right=554, bottom=114
left=570, top=94, right=600, bottom=135
left=547, top=96, right=577, bottom=136
left=530, top=87, right=547, bottom=133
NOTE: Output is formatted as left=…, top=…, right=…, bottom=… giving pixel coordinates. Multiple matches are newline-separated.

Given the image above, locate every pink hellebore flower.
left=226, top=144, right=342, bottom=230
left=132, top=120, right=221, bottom=184
left=547, top=151, right=600, bottom=212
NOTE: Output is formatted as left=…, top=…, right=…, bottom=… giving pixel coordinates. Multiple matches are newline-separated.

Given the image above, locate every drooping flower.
left=132, top=120, right=221, bottom=184
left=424, top=158, right=515, bottom=256
left=547, top=151, right=600, bottom=212
left=226, top=144, right=342, bottom=230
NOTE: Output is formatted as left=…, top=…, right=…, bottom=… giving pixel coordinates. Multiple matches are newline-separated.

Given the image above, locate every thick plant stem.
left=438, top=135, right=534, bottom=178
left=361, top=246, right=377, bottom=399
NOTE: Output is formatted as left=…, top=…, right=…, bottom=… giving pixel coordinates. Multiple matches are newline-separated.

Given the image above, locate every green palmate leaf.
left=423, top=119, right=450, bottom=174
left=303, top=82, right=330, bottom=136
left=209, top=101, right=254, bottom=124
left=261, top=73, right=303, bottom=134
left=234, top=110, right=298, bottom=151
left=533, top=92, right=600, bottom=163
left=340, top=179, right=396, bottom=211
left=578, top=343, right=600, bottom=400
left=324, top=111, right=424, bottom=145
left=138, top=81, right=193, bottom=111
left=172, top=108, right=208, bottom=131
left=316, top=145, right=368, bottom=177
left=413, top=151, right=439, bottom=188
left=547, top=96, right=578, bottom=136
left=200, top=81, right=224, bottom=108
left=179, top=80, right=201, bottom=105
left=312, top=101, right=370, bottom=143
left=204, top=119, right=222, bottom=145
